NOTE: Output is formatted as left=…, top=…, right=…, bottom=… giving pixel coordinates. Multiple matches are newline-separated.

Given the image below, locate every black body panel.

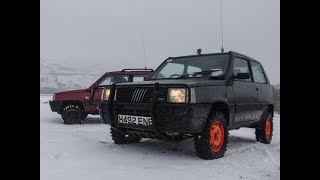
left=99, top=51, right=274, bottom=140
left=99, top=85, right=211, bottom=134
left=106, top=102, right=211, bottom=133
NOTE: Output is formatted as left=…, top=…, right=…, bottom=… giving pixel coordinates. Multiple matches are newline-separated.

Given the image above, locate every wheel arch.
left=60, top=100, right=85, bottom=112
left=260, top=104, right=274, bottom=121
left=267, top=104, right=274, bottom=115
left=206, top=101, right=230, bottom=127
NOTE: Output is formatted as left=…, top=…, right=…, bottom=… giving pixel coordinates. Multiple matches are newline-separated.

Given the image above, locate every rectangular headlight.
left=168, top=88, right=188, bottom=103
left=101, top=88, right=111, bottom=101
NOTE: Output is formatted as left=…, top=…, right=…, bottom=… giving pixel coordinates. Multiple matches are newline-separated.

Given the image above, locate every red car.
left=49, top=69, right=153, bottom=124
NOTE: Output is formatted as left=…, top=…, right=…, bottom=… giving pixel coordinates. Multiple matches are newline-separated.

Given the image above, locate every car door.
left=232, top=57, right=260, bottom=123
left=249, top=60, right=273, bottom=116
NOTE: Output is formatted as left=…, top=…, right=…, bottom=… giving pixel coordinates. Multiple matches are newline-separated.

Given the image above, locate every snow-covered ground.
left=40, top=95, right=280, bottom=180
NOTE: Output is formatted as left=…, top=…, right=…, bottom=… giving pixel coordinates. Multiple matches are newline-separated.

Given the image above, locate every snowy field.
left=40, top=95, right=280, bottom=180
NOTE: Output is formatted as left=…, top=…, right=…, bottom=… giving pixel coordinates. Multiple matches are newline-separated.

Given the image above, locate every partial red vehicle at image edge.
left=49, top=69, right=153, bottom=124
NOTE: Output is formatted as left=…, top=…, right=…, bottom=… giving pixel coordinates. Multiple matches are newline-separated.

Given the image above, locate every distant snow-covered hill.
left=40, top=58, right=107, bottom=94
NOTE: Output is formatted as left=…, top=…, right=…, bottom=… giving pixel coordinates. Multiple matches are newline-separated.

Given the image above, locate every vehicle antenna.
left=141, top=32, right=147, bottom=69
left=220, top=0, right=224, bottom=53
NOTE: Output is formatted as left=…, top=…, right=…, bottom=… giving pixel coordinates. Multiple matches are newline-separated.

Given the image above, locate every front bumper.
left=99, top=101, right=211, bottom=134
left=49, top=101, right=63, bottom=113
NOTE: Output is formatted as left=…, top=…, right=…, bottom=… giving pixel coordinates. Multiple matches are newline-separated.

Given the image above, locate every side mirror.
left=235, top=73, right=250, bottom=79
left=143, top=77, right=149, bottom=81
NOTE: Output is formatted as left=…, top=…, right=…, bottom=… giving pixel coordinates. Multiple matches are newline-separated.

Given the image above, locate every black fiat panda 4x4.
left=99, top=51, right=274, bottom=160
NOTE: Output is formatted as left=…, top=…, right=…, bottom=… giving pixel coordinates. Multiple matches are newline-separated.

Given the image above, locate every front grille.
left=115, top=87, right=167, bottom=103
left=131, top=88, right=153, bottom=102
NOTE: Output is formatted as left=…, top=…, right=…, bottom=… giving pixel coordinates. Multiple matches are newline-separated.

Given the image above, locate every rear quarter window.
left=233, top=57, right=251, bottom=82
left=250, top=61, right=267, bottom=83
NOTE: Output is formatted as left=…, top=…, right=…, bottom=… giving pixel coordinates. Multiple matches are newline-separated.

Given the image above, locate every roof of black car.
left=168, top=51, right=259, bottom=63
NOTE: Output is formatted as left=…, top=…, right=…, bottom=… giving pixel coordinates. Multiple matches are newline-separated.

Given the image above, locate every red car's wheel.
left=61, top=105, right=85, bottom=124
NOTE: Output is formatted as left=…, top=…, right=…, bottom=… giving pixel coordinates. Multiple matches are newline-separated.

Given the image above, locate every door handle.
left=256, top=87, right=259, bottom=91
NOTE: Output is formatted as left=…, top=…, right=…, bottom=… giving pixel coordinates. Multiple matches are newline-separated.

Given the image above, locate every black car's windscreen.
left=149, top=54, right=229, bottom=79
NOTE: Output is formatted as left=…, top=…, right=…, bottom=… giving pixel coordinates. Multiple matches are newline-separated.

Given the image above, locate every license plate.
left=118, top=114, right=152, bottom=126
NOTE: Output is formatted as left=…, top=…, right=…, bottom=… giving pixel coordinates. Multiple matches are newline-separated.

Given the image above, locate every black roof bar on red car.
left=121, top=68, right=154, bottom=72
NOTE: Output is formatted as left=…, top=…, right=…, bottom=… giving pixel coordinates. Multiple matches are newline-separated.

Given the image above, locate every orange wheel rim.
left=265, top=118, right=271, bottom=139
left=210, top=121, right=224, bottom=152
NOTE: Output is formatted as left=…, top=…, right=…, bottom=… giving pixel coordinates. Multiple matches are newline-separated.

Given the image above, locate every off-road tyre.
left=61, top=104, right=86, bottom=124
left=255, top=113, right=273, bottom=144
left=194, top=112, right=229, bottom=160
left=110, top=127, right=141, bottom=144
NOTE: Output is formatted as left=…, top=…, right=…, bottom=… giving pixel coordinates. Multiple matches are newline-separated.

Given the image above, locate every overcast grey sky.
left=40, top=0, right=279, bottom=84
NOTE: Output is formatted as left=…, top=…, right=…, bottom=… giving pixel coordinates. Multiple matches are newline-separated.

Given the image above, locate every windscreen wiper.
left=176, top=69, right=221, bottom=79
